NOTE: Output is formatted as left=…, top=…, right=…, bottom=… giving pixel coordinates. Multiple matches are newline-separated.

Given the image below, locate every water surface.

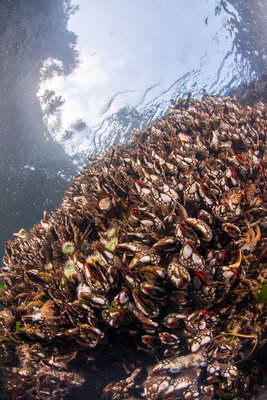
left=38, top=0, right=267, bottom=163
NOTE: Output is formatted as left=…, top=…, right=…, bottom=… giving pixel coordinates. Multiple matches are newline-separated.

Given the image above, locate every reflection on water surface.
left=38, top=0, right=266, bottom=163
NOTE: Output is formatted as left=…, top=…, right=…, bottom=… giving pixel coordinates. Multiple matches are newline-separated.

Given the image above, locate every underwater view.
left=0, top=0, right=266, bottom=399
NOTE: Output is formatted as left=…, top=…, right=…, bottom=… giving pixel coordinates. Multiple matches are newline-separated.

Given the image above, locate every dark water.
left=0, top=0, right=266, bottom=398
left=0, top=0, right=78, bottom=262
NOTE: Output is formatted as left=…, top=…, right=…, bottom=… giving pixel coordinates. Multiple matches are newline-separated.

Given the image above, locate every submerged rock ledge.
left=0, top=93, right=266, bottom=400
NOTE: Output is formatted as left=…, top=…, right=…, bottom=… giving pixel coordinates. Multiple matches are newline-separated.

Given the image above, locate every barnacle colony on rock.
left=0, top=93, right=266, bottom=400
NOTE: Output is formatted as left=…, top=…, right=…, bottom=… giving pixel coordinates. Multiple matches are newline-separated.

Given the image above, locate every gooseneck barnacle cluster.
left=0, top=93, right=266, bottom=400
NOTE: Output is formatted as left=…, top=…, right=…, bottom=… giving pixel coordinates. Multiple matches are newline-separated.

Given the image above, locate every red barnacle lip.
left=136, top=295, right=145, bottom=306
left=162, top=333, right=169, bottom=341
left=200, top=310, right=211, bottom=316
left=87, top=263, right=106, bottom=283
left=94, top=242, right=103, bottom=253
left=195, top=270, right=207, bottom=284
left=135, top=179, right=143, bottom=187
left=201, top=184, right=215, bottom=201
left=151, top=184, right=159, bottom=190
left=196, top=270, right=205, bottom=276
left=180, top=223, right=186, bottom=232
left=115, top=245, right=124, bottom=254
left=79, top=326, right=87, bottom=334
left=123, top=361, right=132, bottom=374
left=186, top=240, right=197, bottom=252
left=202, top=177, right=211, bottom=185
left=133, top=291, right=145, bottom=306
left=144, top=287, right=152, bottom=296
left=236, top=154, right=250, bottom=168
left=201, top=184, right=208, bottom=194
left=65, top=303, right=70, bottom=312
left=202, top=184, right=217, bottom=201
left=210, top=249, right=216, bottom=258
left=132, top=208, right=148, bottom=221
left=130, top=208, right=140, bottom=219
left=119, top=264, right=127, bottom=274
left=226, top=226, right=235, bottom=235
left=223, top=201, right=231, bottom=211
left=142, top=336, right=150, bottom=345
left=170, top=294, right=183, bottom=304
left=229, top=166, right=237, bottom=178
left=221, top=250, right=226, bottom=261
left=86, top=263, right=95, bottom=276
left=24, top=270, right=31, bottom=278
